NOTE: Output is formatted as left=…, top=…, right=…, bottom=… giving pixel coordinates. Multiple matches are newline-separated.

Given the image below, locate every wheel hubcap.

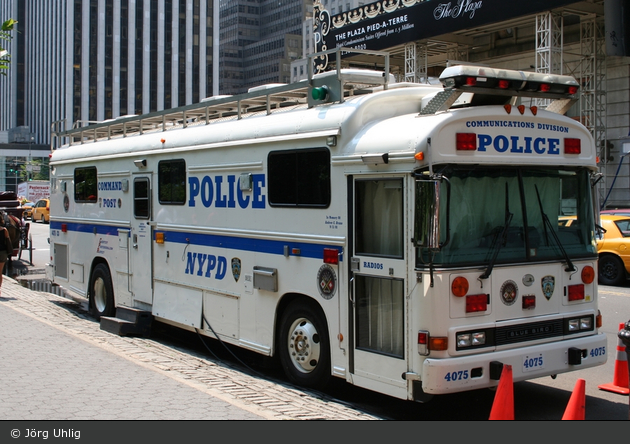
left=602, top=261, right=618, bottom=280
left=287, top=318, right=321, bottom=374
left=93, top=277, right=107, bottom=312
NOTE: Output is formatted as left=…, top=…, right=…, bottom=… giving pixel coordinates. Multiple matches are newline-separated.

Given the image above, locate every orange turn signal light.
left=429, top=337, right=448, bottom=351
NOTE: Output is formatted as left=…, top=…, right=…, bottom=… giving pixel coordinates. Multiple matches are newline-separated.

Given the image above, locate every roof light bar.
left=440, top=65, right=579, bottom=98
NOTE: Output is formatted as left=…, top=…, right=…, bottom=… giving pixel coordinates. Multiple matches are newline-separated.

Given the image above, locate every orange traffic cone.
left=598, top=323, right=629, bottom=395
left=489, top=364, right=514, bottom=420
left=562, top=378, right=586, bottom=420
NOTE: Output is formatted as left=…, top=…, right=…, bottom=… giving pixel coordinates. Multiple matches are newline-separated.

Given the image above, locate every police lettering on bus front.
left=464, top=120, right=574, bottom=155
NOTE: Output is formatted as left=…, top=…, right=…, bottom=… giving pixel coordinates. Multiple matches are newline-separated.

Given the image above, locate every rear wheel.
left=278, top=299, right=331, bottom=389
left=598, top=255, right=625, bottom=286
left=90, top=263, right=115, bottom=319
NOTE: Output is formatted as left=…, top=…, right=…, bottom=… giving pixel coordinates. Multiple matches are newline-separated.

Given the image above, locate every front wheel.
left=598, top=255, right=626, bottom=286
left=90, top=263, right=115, bottom=319
left=278, top=299, right=331, bottom=389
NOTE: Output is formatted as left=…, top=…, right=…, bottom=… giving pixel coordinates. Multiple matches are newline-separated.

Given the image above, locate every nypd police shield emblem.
left=231, top=258, right=241, bottom=282
left=541, top=275, right=555, bottom=300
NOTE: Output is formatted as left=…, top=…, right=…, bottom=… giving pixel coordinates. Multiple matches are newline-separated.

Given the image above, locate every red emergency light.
left=456, top=133, right=476, bottom=151
left=323, top=248, right=339, bottom=264
left=564, top=138, right=581, bottom=154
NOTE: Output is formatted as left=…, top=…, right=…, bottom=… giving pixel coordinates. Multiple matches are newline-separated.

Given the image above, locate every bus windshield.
left=415, top=166, right=598, bottom=268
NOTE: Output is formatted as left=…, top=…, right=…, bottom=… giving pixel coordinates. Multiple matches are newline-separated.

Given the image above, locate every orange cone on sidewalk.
left=489, top=364, right=514, bottom=420
left=562, top=378, right=586, bottom=420
left=598, top=322, right=629, bottom=395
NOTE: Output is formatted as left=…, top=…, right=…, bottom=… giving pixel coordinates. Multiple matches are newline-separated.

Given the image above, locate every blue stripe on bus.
left=50, top=221, right=343, bottom=261
left=51, top=221, right=122, bottom=236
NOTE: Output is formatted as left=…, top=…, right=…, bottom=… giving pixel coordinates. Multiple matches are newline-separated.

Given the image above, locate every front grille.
left=495, top=319, right=564, bottom=346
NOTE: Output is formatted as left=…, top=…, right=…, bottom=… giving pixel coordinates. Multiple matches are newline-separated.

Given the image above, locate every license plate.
left=523, top=353, right=544, bottom=372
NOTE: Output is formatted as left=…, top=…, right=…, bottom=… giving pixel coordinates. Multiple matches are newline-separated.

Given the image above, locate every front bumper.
left=421, top=333, right=608, bottom=394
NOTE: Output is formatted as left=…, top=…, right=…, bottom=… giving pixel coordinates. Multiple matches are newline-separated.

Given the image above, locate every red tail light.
left=465, top=294, right=488, bottom=313
left=498, top=79, right=510, bottom=89
left=522, top=295, right=536, bottom=309
left=418, top=331, right=428, bottom=345
left=568, top=284, right=585, bottom=301
left=564, top=138, right=581, bottom=154
left=465, top=77, right=477, bottom=86
left=456, top=133, right=476, bottom=151
left=568, top=85, right=579, bottom=94
left=539, top=83, right=551, bottom=92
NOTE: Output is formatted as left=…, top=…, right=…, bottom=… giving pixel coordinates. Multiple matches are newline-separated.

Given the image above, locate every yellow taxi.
left=21, top=201, right=34, bottom=220
left=597, top=214, right=630, bottom=286
left=31, top=198, right=50, bottom=224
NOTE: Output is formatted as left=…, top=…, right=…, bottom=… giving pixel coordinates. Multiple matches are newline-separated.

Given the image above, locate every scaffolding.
left=404, top=42, right=428, bottom=83
left=579, top=13, right=608, bottom=201
left=535, top=12, right=564, bottom=109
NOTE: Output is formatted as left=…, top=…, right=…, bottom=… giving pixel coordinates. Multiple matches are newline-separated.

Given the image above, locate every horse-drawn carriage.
left=0, top=191, right=32, bottom=271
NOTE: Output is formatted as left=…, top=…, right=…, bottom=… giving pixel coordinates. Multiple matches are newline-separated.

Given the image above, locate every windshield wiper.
left=480, top=183, right=513, bottom=280
left=535, top=185, right=576, bottom=272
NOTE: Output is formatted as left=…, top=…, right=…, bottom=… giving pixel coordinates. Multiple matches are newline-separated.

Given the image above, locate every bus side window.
left=75, top=167, right=98, bottom=203
left=158, top=159, right=186, bottom=205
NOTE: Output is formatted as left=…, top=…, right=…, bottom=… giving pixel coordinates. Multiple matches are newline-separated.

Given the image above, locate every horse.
left=0, top=210, right=26, bottom=275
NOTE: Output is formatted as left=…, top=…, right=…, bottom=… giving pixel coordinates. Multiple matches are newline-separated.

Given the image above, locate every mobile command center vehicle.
left=47, top=50, right=607, bottom=401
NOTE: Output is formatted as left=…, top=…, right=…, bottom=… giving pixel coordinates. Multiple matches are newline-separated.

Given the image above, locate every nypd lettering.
left=188, top=173, right=265, bottom=209
left=185, top=251, right=228, bottom=280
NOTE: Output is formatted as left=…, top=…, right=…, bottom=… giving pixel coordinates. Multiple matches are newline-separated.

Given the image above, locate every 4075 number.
left=590, top=346, right=606, bottom=357
left=444, top=370, right=469, bottom=382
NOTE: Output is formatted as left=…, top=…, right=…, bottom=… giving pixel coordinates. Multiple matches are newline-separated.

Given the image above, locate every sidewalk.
left=0, top=276, right=379, bottom=421
left=0, top=281, right=264, bottom=420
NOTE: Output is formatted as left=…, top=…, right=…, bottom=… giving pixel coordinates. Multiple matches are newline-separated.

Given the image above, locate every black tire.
left=598, top=255, right=626, bottom=286
left=90, top=263, right=115, bottom=319
left=278, top=299, right=331, bottom=389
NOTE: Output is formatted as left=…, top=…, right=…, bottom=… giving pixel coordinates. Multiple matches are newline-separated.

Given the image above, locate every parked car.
left=597, top=214, right=630, bottom=286
left=601, top=208, right=630, bottom=216
left=31, top=198, right=50, bottom=224
left=21, top=201, right=34, bottom=220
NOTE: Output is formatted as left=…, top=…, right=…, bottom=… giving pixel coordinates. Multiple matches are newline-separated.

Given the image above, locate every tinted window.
left=268, top=148, right=330, bottom=207
left=134, top=177, right=150, bottom=219
left=158, top=159, right=186, bottom=204
left=74, top=167, right=98, bottom=203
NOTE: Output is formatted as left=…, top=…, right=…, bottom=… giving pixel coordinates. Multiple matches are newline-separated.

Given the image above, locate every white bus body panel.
left=48, top=75, right=606, bottom=401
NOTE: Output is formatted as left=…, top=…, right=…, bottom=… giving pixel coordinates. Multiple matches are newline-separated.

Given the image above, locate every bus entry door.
left=350, top=177, right=408, bottom=398
left=130, top=176, right=153, bottom=306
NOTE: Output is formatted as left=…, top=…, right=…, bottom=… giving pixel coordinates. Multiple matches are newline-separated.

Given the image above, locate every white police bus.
left=47, top=49, right=607, bottom=401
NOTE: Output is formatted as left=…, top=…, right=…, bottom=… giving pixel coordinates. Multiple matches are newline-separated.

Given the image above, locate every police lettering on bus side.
left=188, top=173, right=266, bottom=209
